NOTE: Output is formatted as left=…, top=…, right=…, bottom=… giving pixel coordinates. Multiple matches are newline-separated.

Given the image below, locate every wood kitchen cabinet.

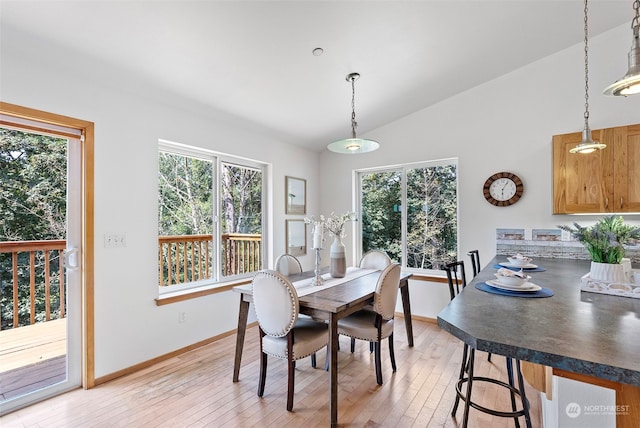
left=553, top=123, right=640, bottom=214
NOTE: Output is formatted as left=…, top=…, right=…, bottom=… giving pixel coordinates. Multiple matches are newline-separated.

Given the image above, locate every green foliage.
left=558, top=215, right=640, bottom=264
left=1, top=127, right=67, bottom=328
left=361, top=164, right=458, bottom=270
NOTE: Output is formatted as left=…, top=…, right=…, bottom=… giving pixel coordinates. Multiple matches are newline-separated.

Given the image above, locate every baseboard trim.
left=94, top=321, right=258, bottom=386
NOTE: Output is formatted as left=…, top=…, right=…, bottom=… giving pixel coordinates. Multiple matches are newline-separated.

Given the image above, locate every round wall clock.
left=483, top=172, right=524, bottom=206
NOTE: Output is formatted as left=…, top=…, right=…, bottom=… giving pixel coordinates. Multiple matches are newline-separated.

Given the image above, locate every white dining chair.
left=337, top=263, right=401, bottom=385
left=252, top=270, right=329, bottom=411
left=359, top=249, right=392, bottom=270
left=274, top=253, right=303, bottom=276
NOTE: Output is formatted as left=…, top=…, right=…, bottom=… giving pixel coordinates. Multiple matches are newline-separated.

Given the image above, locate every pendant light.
left=570, top=0, right=606, bottom=154
left=327, top=72, right=380, bottom=154
left=603, top=0, right=640, bottom=96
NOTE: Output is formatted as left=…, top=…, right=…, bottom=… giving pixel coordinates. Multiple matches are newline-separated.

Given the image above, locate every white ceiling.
left=0, top=1, right=633, bottom=152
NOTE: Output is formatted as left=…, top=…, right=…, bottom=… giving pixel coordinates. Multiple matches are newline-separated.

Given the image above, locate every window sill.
left=155, top=278, right=252, bottom=306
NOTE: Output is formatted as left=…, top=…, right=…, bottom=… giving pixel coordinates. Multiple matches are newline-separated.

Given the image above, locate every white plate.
left=499, top=262, right=538, bottom=269
left=486, top=280, right=541, bottom=292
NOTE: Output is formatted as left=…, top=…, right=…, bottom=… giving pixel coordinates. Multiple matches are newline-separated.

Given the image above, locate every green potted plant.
left=558, top=215, right=640, bottom=282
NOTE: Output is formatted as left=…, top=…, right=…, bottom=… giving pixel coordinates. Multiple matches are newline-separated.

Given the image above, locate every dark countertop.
left=437, top=257, right=640, bottom=386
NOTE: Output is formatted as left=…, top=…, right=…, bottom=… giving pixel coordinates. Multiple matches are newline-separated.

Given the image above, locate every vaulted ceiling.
left=0, top=1, right=633, bottom=151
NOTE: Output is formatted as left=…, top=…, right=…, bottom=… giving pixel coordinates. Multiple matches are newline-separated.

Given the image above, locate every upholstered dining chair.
left=337, top=263, right=401, bottom=385
left=252, top=270, right=329, bottom=411
left=359, top=249, right=392, bottom=270
left=275, top=253, right=303, bottom=276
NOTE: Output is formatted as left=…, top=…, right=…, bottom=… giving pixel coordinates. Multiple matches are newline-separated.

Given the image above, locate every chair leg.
left=350, top=337, right=356, bottom=353
left=258, top=352, right=267, bottom=397
left=488, top=352, right=492, bottom=362
left=506, top=357, right=521, bottom=428
left=374, top=341, right=383, bottom=385
left=287, top=356, right=295, bottom=411
left=324, top=346, right=329, bottom=371
left=452, top=344, right=469, bottom=417
left=461, top=348, right=475, bottom=428
left=388, top=333, right=396, bottom=372
left=311, top=352, right=317, bottom=368
left=516, top=360, right=533, bottom=428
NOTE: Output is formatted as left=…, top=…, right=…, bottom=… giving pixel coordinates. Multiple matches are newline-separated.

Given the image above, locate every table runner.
left=293, top=267, right=377, bottom=297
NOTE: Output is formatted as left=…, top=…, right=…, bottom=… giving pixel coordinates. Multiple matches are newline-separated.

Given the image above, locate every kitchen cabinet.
left=553, top=123, right=640, bottom=214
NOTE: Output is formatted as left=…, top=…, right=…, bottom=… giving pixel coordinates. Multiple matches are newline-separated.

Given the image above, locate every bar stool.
left=442, top=260, right=531, bottom=428
left=466, top=250, right=492, bottom=362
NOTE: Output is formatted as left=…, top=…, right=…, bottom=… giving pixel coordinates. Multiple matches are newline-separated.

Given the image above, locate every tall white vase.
left=590, top=261, right=626, bottom=283
left=330, top=235, right=346, bottom=278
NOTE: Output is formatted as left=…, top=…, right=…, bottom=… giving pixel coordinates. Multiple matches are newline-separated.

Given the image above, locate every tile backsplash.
left=496, top=228, right=640, bottom=265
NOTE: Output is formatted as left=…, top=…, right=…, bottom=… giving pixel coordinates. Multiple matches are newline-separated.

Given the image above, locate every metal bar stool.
left=466, top=250, right=492, bottom=362
left=443, top=260, right=532, bottom=428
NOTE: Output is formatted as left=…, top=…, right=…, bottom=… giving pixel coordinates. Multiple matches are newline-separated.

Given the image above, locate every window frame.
left=157, top=139, right=269, bottom=295
left=354, top=157, right=459, bottom=276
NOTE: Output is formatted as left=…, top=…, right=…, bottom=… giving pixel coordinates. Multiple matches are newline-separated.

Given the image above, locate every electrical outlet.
left=178, top=312, right=187, bottom=324
left=104, top=234, right=126, bottom=248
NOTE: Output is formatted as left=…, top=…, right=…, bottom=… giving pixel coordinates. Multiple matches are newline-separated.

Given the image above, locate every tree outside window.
left=359, top=160, right=458, bottom=272
left=158, top=145, right=264, bottom=288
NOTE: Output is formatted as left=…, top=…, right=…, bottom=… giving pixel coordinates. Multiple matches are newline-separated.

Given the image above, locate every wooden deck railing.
left=1, top=234, right=262, bottom=330
left=158, top=233, right=261, bottom=286
left=0, top=240, right=66, bottom=330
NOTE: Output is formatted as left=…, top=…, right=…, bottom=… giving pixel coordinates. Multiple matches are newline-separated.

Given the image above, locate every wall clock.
left=483, top=172, right=524, bottom=206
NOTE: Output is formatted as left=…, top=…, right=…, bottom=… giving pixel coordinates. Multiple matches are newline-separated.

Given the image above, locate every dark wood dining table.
left=232, top=268, right=413, bottom=427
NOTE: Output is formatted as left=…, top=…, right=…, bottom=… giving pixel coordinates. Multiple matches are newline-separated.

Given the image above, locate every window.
left=158, top=141, right=266, bottom=291
left=357, top=159, right=458, bottom=274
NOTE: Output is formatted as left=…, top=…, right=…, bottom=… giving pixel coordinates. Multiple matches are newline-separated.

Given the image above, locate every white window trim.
left=157, top=139, right=270, bottom=295
left=354, top=157, right=459, bottom=276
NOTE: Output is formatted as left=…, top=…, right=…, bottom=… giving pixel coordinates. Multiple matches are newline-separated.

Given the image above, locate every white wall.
left=320, top=23, right=640, bottom=273
left=2, top=23, right=639, bottom=380
left=1, top=30, right=321, bottom=378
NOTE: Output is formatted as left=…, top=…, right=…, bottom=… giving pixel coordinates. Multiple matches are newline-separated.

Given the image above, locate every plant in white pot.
left=558, top=216, right=640, bottom=283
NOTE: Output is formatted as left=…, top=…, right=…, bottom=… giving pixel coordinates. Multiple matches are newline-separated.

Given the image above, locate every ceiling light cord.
left=570, top=0, right=606, bottom=153
left=583, top=0, right=591, bottom=128
left=350, top=75, right=358, bottom=139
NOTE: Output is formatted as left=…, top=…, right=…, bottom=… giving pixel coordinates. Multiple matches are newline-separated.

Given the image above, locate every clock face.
left=483, top=172, right=524, bottom=206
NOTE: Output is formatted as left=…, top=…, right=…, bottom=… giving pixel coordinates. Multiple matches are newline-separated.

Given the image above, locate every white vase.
left=330, top=235, right=346, bottom=278
left=590, top=261, right=626, bottom=283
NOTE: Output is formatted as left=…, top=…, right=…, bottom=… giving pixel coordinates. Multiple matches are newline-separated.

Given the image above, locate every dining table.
left=437, top=256, right=640, bottom=428
left=232, top=267, right=413, bottom=427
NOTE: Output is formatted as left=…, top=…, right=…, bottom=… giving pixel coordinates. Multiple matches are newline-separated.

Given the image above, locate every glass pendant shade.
left=327, top=138, right=380, bottom=154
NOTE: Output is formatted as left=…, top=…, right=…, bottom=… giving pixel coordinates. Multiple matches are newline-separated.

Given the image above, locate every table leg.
left=233, top=296, right=250, bottom=382
left=329, top=314, right=339, bottom=427
left=400, top=282, right=414, bottom=347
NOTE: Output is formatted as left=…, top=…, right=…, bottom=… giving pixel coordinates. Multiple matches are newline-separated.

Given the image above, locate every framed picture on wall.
left=285, top=176, right=306, bottom=214
left=286, top=219, right=307, bottom=256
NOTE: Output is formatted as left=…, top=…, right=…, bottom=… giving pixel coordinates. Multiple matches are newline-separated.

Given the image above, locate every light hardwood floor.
left=1, top=318, right=541, bottom=427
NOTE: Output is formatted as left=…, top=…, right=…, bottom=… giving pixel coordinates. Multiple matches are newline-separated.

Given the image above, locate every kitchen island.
left=437, top=256, right=640, bottom=427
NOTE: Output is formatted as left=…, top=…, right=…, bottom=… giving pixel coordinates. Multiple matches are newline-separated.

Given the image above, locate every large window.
left=158, top=141, right=265, bottom=291
left=357, top=159, right=458, bottom=273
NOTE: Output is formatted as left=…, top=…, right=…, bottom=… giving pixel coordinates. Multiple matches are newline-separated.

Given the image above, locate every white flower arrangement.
left=304, top=212, right=357, bottom=239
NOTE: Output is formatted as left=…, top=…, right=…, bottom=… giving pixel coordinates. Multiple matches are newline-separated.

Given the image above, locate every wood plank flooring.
left=1, top=318, right=541, bottom=427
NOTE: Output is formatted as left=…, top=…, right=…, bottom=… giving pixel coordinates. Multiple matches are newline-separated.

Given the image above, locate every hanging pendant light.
left=570, top=0, right=606, bottom=154
left=603, top=0, right=640, bottom=96
left=327, top=72, right=380, bottom=154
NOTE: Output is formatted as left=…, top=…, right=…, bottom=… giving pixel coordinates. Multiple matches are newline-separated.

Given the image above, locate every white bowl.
left=507, top=256, right=532, bottom=267
left=494, top=273, right=529, bottom=287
